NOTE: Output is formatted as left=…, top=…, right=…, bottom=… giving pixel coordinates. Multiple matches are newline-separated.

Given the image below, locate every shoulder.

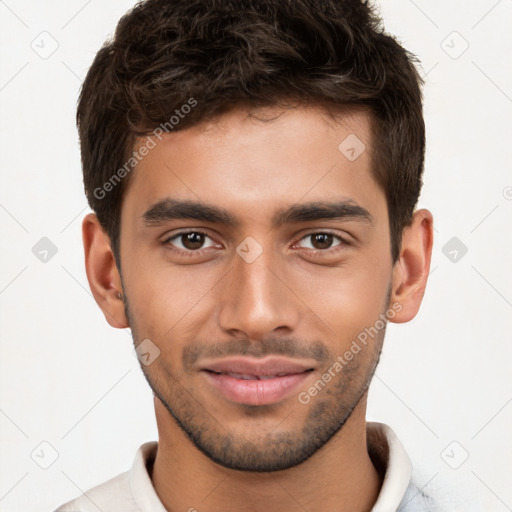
left=398, top=479, right=442, bottom=512
left=54, top=442, right=159, bottom=512
left=53, top=470, right=139, bottom=511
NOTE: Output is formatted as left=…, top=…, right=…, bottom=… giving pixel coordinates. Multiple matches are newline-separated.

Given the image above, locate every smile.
left=199, top=356, right=316, bottom=405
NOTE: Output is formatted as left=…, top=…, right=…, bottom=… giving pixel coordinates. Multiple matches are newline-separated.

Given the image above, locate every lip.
left=200, top=356, right=315, bottom=376
left=200, top=356, right=315, bottom=406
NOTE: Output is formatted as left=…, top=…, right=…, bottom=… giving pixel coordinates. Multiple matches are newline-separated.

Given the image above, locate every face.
left=118, top=105, right=395, bottom=471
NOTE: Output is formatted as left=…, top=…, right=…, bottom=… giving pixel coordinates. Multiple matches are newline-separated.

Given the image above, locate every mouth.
left=199, top=357, right=315, bottom=406
left=205, top=370, right=310, bottom=380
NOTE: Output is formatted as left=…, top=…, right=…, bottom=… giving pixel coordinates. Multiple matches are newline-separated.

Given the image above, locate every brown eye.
left=164, top=231, right=216, bottom=252
left=181, top=232, right=205, bottom=250
left=311, top=233, right=334, bottom=249
left=297, top=232, right=345, bottom=251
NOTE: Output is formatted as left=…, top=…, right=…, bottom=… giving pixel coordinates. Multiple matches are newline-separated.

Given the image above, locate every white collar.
left=366, top=421, right=413, bottom=511
left=129, top=442, right=167, bottom=512
left=128, top=422, right=412, bottom=511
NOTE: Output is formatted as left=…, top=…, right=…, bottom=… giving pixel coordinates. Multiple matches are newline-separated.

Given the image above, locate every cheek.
left=123, top=255, right=224, bottom=339
left=305, top=261, right=391, bottom=345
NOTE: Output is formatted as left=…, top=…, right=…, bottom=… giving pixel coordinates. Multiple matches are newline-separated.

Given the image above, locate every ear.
left=82, top=213, right=129, bottom=329
left=389, top=209, right=434, bottom=323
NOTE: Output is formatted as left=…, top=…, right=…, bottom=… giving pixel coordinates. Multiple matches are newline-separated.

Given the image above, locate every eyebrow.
left=272, top=200, right=373, bottom=227
left=141, top=198, right=373, bottom=228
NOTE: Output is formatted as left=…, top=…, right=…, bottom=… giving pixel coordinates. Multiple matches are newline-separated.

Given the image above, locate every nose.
left=217, top=242, right=301, bottom=341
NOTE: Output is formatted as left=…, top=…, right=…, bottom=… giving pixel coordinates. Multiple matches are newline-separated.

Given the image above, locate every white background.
left=0, top=1, right=511, bottom=511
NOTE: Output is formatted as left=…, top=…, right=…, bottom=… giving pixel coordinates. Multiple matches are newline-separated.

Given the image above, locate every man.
left=56, top=0, right=438, bottom=510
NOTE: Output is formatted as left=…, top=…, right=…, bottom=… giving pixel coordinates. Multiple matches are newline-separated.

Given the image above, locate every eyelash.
left=298, top=231, right=349, bottom=258
left=162, top=230, right=217, bottom=258
left=162, top=230, right=350, bottom=258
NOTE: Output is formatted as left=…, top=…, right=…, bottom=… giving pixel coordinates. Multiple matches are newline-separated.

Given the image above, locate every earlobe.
left=82, top=213, right=129, bottom=329
left=389, top=209, right=434, bottom=324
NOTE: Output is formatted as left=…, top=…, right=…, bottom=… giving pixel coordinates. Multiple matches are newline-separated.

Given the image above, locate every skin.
left=83, top=105, right=433, bottom=512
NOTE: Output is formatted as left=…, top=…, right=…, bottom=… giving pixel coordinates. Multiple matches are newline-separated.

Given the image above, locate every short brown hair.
left=78, top=0, right=426, bottom=268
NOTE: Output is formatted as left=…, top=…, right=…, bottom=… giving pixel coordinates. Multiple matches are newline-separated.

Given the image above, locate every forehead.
left=121, top=105, right=385, bottom=229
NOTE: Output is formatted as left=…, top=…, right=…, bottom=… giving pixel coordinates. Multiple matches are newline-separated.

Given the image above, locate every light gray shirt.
left=55, top=422, right=439, bottom=512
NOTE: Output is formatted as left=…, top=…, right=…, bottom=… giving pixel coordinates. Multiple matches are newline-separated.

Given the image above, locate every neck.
left=151, top=393, right=383, bottom=512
